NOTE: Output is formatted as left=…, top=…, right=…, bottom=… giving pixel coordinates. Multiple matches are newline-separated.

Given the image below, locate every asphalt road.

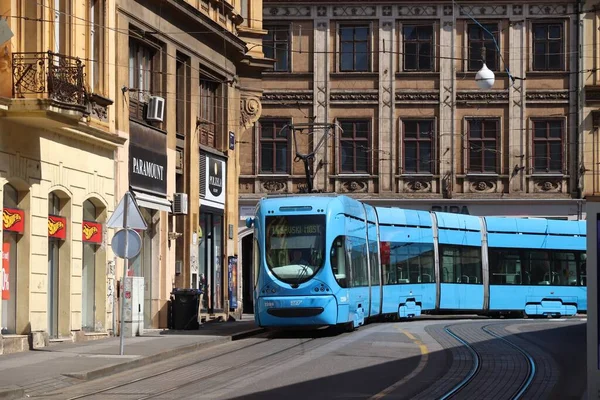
left=28, top=317, right=587, bottom=400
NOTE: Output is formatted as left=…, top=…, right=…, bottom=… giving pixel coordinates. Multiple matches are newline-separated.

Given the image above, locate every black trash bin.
left=170, top=288, right=202, bottom=330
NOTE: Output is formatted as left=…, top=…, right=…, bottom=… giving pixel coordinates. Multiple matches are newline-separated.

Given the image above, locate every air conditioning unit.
left=146, top=96, right=165, bottom=122
left=172, top=193, right=188, bottom=215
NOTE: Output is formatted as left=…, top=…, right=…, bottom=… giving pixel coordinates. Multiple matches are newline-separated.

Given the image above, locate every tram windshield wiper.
left=293, top=265, right=309, bottom=287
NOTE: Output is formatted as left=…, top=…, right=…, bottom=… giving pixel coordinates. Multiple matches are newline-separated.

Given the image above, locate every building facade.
left=236, top=1, right=587, bottom=313
left=0, top=0, right=123, bottom=352
left=114, top=0, right=270, bottom=327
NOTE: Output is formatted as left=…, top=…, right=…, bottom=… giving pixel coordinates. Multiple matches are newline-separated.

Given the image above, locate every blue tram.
left=248, top=195, right=586, bottom=330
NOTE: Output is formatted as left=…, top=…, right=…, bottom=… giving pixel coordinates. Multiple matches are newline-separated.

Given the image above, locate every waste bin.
left=170, top=288, right=202, bottom=330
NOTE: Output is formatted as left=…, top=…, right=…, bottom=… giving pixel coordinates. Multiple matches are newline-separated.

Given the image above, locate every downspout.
left=577, top=0, right=584, bottom=199
left=450, top=0, right=456, bottom=198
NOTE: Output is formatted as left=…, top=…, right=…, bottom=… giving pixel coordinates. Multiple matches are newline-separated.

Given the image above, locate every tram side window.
left=489, top=249, right=522, bottom=285
left=369, top=240, right=380, bottom=285
left=579, top=253, right=586, bottom=286
left=331, top=236, right=348, bottom=288
left=388, top=242, right=434, bottom=284
left=523, top=251, right=551, bottom=285
left=552, top=251, right=578, bottom=286
left=440, top=245, right=482, bottom=284
left=347, top=236, right=368, bottom=287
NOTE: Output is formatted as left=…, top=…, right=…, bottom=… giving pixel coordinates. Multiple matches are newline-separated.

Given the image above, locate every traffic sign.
left=107, top=192, right=147, bottom=230
left=111, top=229, right=141, bottom=259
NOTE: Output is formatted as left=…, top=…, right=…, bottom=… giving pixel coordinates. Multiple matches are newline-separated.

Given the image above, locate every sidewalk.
left=0, top=319, right=263, bottom=400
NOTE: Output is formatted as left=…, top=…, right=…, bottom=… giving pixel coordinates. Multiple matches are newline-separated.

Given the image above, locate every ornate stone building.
left=236, top=1, right=587, bottom=313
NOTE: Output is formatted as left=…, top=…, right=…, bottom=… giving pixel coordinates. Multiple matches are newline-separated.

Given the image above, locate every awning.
left=132, top=191, right=172, bottom=213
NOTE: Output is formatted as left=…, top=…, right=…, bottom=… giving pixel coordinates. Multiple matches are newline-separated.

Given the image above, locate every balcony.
left=12, top=51, right=86, bottom=112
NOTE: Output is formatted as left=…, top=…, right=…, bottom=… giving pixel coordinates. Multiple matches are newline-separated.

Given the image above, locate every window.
left=532, top=119, right=564, bottom=173
left=339, top=120, right=370, bottom=173
left=468, top=23, right=499, bottom=71
left=403, top=25, right=433, bottom=71
left=264, top=25, right=290, bottom=72
left=467, top=118, right=499, bottom=173
left=382, top=242, right=434, bottom=285
left=339, top=25, right=370, bottom=72
left=128, top=36, right=160, bottom=117
left=532, top=23, right=563, bottom=71
left=259, top=119, right=290, bottom=174
left=403, top=120, right=434, bottom=173
left=176, top=56, right=190, bottom=137
left=240, top=0, right=249, bottom=27
left=199, top=78, right=219, bottom=147
left=89, top=0, right=104, bottom=93
left=440, top=245, right=482, bottom=284
left=53, top=0, right=68, bottom=55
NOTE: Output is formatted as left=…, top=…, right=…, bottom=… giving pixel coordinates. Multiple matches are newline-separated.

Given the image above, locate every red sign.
left=48, top=215, right=66, bottom=240
left=380, top=241, right=390, bottom=265
left=2, top=243, right=9, bottom=300
left=82, top=220, right=102, bottom=243
left=3, top=208, right=24, bottom=233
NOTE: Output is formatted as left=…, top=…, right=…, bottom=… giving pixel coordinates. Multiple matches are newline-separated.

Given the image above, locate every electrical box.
left=122, top=276, right=144, bottom=337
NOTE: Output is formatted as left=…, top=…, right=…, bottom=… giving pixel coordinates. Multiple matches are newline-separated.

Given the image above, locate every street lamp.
left=475, top=63, right=495, bottom=90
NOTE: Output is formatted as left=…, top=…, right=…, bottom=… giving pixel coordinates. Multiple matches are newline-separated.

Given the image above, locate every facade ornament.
left=240, top=96, right=262, bottom=130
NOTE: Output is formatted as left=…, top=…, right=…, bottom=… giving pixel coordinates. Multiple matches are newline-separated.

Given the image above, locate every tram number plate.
left=290, top=300, right=302, bottom=306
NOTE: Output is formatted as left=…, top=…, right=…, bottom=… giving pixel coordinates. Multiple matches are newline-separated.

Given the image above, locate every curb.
left=0, top=386, right=24, bottom=400
left=62, top=327, right=265, bottom=381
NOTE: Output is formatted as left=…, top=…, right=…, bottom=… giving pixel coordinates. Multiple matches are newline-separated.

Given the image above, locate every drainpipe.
left=576, top=0, right=584, bottom=199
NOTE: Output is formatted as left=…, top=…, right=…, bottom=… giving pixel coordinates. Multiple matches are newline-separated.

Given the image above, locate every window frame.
left=531, top=118, right=565, bottom=174
left=198, top=76, right=220, bottom=148
left=258, top=118, right=292, bottom=174
left=88, top=0, right=104, bottom=94
left=531, top=21, right=565, bottom=72
left=263, top=23, right=291, bottom=72
left=466, top=22, right=500, bottom=72
left=402, top=23, right=435, bottom=72
left=128, top=32, right=162, bottom=121
left=401, top=118, right=436, bottom=174
left=338, top=22, right=372, bottom=73
left=176, top=54, right=191, bottom=138
left=466, top=118, right=500, bottom=174
left=338, top=119, right=372, bottom=174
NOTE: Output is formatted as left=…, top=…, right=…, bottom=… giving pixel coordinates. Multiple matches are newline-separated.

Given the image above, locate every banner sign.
left=3, top=208, right=24, bottom=233
left=48, top=215, right=67, bottom=240
left=2, top=243, right=9, bottom=300
left=228, top=256, right=238, bottom=310
left=82, top=220, right=103, bottom=243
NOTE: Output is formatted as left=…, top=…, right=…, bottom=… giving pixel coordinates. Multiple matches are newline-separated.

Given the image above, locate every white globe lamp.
left=475, top=63, right=495, bottom=90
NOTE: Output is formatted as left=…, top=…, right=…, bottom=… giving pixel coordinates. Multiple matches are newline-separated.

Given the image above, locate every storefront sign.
left=82, top=220, right=103, bottom=243
left=129, top=143, right=168, bottom=196
left=3, top=208, right=24, bottom=233
left=2, top=243, right=9, bottom=300
left=228, top=256, right=238, bottom=310
left=48, top=215, right=67, bottom=240
left=202, top=153, right=226, bottom=210
left=431, top=205, right=470, bottom=215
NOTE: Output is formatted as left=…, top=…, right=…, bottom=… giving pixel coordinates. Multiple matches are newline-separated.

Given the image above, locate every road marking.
left=369, top=329, right=429, bottom=400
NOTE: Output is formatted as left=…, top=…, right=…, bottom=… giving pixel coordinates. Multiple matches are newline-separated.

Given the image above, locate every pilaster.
left=439, top=5, right=455, bottom=197
left=508, top=11, right=526, bottom=193
left=379, top=20, right=394, bottom=192
left=313, top=18, right=329, bottom=192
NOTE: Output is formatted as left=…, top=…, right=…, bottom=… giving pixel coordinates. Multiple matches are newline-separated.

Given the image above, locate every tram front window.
left=265, top=215, right=326, bottom=285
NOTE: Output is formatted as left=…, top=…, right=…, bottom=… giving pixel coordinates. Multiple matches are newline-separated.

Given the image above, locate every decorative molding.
left=459, top=5, right=507, bottom=16
left=316, top=6, right=327, bottom=17
left=262, top=180, right=287, bottom=193
left=265, top=6, right=311, bottom=17
left=240, top=95, right=262, bottom=129
left=456, top=91, right=508, bottom=103
left=341, top=180, right=368, bottom=193
left=533, top=179, right=562, bottom=193
left=398, top=6, right=437, bottom=17
left=382, top=6, right=392, bottom=16
left=382, top=21, right=392, bottom=29
left=512, top=5, right=523, bottom=15
left=87, top=93, right=113, bottom=122
left=395, top=92, right=439, bottom=102
left=585, top=87, right=600, bottom=103
left=330, top=91, right=378, bottom=102
left=529, top=4, right=568, bottom=16
left=469, top=179, right=496, bottom=193
left=404, top=179, right=432, bottom=193
left=526, top=91, right=569, bottom=102
left=332, top=6, right=376, bottom=17
left=262, top=92, right=313, bottom=103
left=443, top=5, right=453, bottom=16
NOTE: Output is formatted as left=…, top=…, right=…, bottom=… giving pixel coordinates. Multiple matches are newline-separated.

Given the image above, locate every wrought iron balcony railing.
left=12, top=51, right=86, bottom=108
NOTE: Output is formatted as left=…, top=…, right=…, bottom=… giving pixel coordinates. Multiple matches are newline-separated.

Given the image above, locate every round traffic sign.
left=111, top=228, right=142, bottom=259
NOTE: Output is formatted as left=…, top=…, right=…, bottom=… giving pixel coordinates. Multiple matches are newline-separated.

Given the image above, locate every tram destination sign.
left=270, top=224, right=322, bottom=235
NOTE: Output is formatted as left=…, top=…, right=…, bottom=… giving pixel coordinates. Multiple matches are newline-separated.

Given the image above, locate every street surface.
left=23, top=317, right=586, bottom=400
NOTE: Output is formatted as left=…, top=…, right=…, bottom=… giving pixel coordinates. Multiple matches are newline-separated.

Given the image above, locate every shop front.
left=2, top=185, right=24, bottom=334
left=198, top=151, right=227, bottom=315
left=128, top=120, right=171, bottom=329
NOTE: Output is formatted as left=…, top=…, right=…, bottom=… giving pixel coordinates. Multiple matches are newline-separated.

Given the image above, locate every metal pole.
left=119, top=192, right=130, bottom=355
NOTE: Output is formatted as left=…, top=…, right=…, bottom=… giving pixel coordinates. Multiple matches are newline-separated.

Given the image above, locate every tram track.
left=62, top=332, right=324, bottom=400
left=437, top=323, right=536, bottom=400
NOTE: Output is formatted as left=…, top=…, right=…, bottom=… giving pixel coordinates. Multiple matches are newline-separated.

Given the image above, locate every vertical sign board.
left=82, top=220, right=103, bottom=244
left=48, top=215, right=67, bottom=240
left=2, top=243, right=9, bottom=300
left=3, top=208, right=24, bottom=233
left=228, top=256, right=238, bottom=310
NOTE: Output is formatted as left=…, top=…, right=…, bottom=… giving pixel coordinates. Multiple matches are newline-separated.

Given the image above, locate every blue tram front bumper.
left=255, top=295, right=338, bottom=327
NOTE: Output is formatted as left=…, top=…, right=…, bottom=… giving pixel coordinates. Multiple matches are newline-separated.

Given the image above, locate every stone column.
left=439, top=6, right=455, bottom=198
left=313, top=18, right=330, bottom=192
left=379, top=20, right=395, bottom=193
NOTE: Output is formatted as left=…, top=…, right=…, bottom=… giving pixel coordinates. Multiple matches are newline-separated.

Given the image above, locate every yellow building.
left=0, top=0, right=124, bottom=352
